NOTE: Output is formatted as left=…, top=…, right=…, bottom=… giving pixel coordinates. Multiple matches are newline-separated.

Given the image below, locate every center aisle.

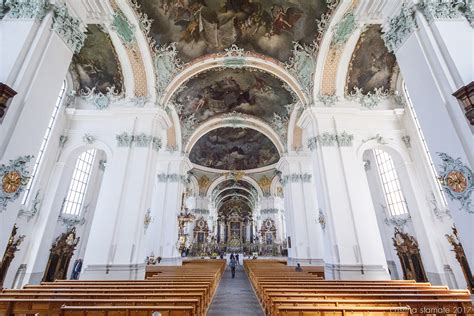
left=207, top=264, right=264, bottom=316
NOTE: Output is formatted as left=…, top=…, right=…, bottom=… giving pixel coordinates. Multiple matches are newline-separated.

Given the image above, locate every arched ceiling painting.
left=173, top=68, right=295, bottom=125
left=189, top=127, right=279, bottom=170
left=72, top=25, right=123, bottom=94
left=346, top=25, right=397, bottom=94
left=134, top=0, right=329, bottom=62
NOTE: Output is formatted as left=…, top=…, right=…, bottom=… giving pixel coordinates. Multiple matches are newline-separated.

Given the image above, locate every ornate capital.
left=418, top=0, right=464, bottom=23
left=2, top=0, right=49, bottom=20
left=52, top=4, right=87, bottom=53
left=383, top=3, right=417, bottom=52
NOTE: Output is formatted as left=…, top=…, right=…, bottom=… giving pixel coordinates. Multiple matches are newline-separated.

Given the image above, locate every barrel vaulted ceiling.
left=69, top=0, right=401, bottom=173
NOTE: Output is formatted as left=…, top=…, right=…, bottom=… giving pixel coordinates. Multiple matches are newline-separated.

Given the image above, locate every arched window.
left=62, top=149, right=97, bottom=216
left=373, top=149, right=409, bottom=216
left=22, top=80, right=67, bottom=204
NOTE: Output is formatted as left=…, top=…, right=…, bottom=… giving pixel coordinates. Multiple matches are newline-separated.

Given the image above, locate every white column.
left=145, top=154, right=192, bottom=265
left=383, top=6, right=474, bottom=271
left=0, top=4, right=87, bottom=261
left=300, top=110, right=390, bottom=280
left=277, top=155, right=324, bottom=266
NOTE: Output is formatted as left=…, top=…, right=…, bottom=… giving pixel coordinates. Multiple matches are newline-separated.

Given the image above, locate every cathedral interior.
left=0, top=0, right=473, bottom=314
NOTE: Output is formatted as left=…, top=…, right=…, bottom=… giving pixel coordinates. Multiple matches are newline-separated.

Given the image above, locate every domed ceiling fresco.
left=134, top=0, right=330, bottom=62
left=346, top=25, right=397, bottom=94
left=72, top=25, right=123, bottom=94
left=173, top=68, right=295, bottom=125
left=189, top=127, right=280, bottom=170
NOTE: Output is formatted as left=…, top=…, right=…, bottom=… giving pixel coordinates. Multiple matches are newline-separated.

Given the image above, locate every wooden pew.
left=244, top=259, right=473, bottom=316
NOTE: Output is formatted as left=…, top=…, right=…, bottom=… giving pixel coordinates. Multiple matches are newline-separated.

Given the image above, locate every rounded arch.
left=207, top=175, right=263, bottom=201
left=184, top=117, right=285, bottom=156
left=60, top=140, right=113, bottom=165
left=357, top=140, right=411, bottom=169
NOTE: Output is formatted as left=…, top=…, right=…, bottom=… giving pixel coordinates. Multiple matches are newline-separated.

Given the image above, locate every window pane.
left=22, top=80, right=67, bottom=204
left=62, top=149, right=97, bottom=216
left=374, top=149, right=409, bottom=216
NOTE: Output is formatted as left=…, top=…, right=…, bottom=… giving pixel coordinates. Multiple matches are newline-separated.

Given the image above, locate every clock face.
left=447, top=171, right=468, bottom=193
left=2, top=171, right=22, bottom=194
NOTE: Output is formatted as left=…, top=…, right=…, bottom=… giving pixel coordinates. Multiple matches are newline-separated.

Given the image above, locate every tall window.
left=403, top=83, right=447, bottom=204
left=62, top=149, right=97, bottom=216
left=22, top=81, right=67, bottom=204
left=373, top=149, right=409, bottom=216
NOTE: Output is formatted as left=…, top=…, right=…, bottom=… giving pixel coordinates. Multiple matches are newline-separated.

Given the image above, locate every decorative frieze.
left=58, top=214, right=86, bottom=227
left=111, top=10, right=136, bottom=46
left=155, top=43, right=183, bottom=96
left=382, top=204, right=411, bottom=228
left=2, top=0, right=49, bottom=19
left=59, top=135, right=68, bottom=147
left=428, top=192, right=451, bottom=219
left=82, top=134, right=95, bottom=144
left=349, top=87, right=390, bottom=109
left=402, top=135, right=411, bottom=148
left=307, top=137, right=318, bottom=151
left=280, top=173, right=312, bottom=186
left=318, top=209, right=326, bottom=230
left=18, top=190, right=41, bottom=221
left=157, top=173, right=188, bottom=184
left=143, top=208, right=152, bottom=232
left=318, top=94, right=339, bottom=107
left=331, top=12, right=356, bottom=47
left=437, top=153, right=473, bottom=212
left=80, top=86, right=121, bottom=110
left=285, top=42, right=317, bottom=103
left=362, top=134, right=387, bottom=145
left=192, top=208, right=210, bottom=215
left=116, top=132, right=162, bottom=151
left=52, top=4, right=87, bottom=53
left=261, top=208, right=280, bottom=215
left=311, top=132, right=354, bottom=148
left=98, top=159, right=107, bottom=171
left=383, top=3, right=417, bottom=52
left=418, top=0, right=464, bottom=22
left=0, top=155, right=33, bottom=210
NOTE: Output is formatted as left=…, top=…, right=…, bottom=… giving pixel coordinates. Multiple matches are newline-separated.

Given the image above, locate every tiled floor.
left=207, top=265, right=264, bottom=316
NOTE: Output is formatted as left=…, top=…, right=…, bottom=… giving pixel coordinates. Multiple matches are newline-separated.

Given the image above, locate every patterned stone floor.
left=207, top=264, right=264, bottom=316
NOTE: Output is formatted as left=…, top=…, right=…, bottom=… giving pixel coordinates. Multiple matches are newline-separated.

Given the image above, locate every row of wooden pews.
left=0, top=259, right=226, bottom=316
left=244, top=260, right=473, bottom=316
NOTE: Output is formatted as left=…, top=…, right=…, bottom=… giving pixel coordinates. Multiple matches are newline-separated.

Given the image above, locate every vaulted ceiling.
left=134, top=0, right=329, bottom=62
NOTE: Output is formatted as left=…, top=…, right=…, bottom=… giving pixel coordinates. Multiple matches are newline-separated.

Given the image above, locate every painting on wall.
left=72, top=25, right=123, bottom=94
left=189, top=127, right=280, bottom=170
left=134, top=0, right=329, bottom=62
left=174, top=68, right=294, bottom=125
left=346, top=25, right=397, bottom=94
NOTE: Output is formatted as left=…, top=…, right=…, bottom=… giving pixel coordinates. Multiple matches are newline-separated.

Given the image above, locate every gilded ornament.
left=2, top=171, right=21, bottom=193
left=447, top=171, right=468, bottom=193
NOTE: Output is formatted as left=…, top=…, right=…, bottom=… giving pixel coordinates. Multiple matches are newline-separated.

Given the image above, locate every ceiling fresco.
left=72, top=25, right=123, bottom=94
left=174, top=68, right=295, bottom=125
left=189, top=127, right=280, bottom=170
left=219, top=198, right=252, bottom=217
left=346, top=25, right=397, bottom=94
left=134, top=0, right=329, bottom=62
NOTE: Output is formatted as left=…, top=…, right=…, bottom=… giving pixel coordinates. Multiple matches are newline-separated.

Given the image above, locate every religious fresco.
left=72, top=25, right=123, bottom=94
left=174, top=68, right=294, bottom=125
left=346, top=25, right=397, bottom=94
left=189, top=127, right=280, bottom=170
left=134, top=0, right=329, bottom=62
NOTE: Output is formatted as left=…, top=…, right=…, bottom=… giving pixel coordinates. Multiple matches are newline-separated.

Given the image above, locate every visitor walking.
left=235, top=253, right=239, bottom=265
left=229, top=257, right=237, bottom=278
